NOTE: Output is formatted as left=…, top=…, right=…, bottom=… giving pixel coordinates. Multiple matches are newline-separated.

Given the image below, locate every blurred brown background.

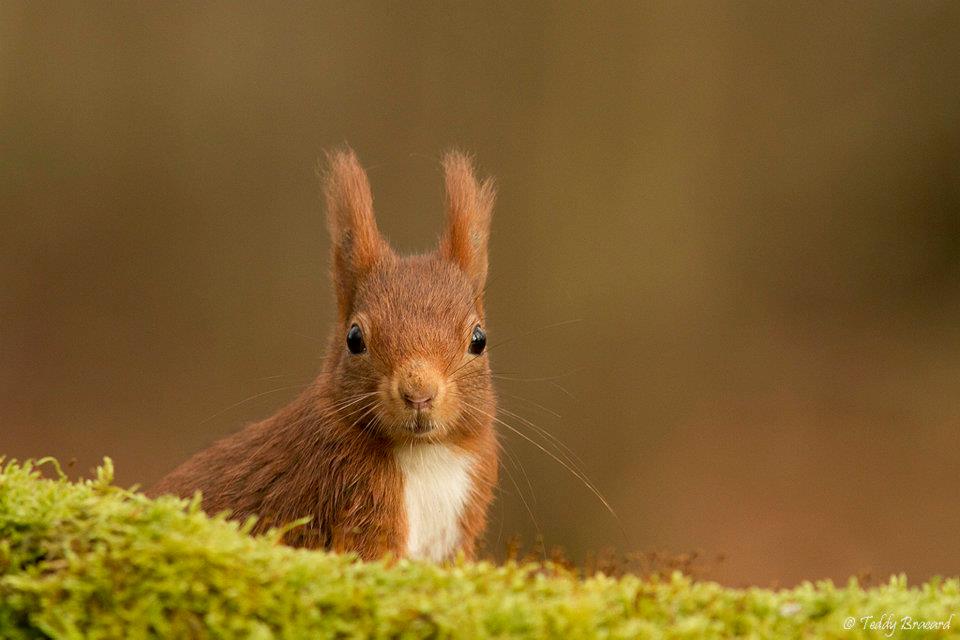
left=2, top=2, right=959, bottom=587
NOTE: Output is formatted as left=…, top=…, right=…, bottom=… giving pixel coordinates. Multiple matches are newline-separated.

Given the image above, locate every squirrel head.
left=320, top=148, right=496, bottom=442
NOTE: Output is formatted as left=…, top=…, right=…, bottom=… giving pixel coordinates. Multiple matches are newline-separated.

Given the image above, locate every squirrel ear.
left=321, top=147, right=390, bottom=315
left=439, top=151, right=496, bottom=294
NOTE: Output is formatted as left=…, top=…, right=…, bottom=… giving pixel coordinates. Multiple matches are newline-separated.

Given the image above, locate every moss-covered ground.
left=1, top=458, right=957, bottom=639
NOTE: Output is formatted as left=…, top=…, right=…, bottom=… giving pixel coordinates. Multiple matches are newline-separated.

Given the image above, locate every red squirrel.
left=148, top=148, right=499, bottom=561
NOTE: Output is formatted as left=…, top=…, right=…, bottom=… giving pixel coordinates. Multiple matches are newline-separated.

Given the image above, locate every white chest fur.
left=394, top=443, right=474, bottom=562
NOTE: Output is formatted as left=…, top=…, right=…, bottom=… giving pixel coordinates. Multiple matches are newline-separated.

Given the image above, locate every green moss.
left=0, top=458, right=957, bottom=639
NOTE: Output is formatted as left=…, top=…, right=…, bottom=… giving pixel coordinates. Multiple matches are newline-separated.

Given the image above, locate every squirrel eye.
left=469, top=325, right=486, bottom=355
left=346, top=324, right=366, bottom=355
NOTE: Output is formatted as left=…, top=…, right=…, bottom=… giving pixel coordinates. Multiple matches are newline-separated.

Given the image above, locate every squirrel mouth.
left=408, top=412, right=434, bottom=435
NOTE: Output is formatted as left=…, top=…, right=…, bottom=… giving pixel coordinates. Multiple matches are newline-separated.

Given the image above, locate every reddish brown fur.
left=149, top=148, right=499, bottom=561
left=323, top=149, right=392, bottom=319
left=440, top=151, right=496, bottom=299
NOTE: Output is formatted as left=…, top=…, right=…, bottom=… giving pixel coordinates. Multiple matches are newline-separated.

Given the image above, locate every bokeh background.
left=3, top=2, right=959, bottom=587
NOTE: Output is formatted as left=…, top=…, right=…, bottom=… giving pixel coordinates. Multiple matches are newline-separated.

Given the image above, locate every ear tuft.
left=439, top=150, right=496, bottom=293
left=321, top=147, right=389, bottom=315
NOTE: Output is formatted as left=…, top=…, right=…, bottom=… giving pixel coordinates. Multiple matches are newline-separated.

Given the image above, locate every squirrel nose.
left=402, top=391, right=435, bottom=411
left=396, top=360, right=441, bottom=412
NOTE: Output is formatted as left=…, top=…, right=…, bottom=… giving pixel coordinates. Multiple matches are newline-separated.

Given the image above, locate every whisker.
left=255, top=373, right=314, bottom=382
left=321, top=392, right=381, bottom=423
left=445, top=351, right=483, bottom=380
left=446, top=317, right=583, bottom=381
left=544, top=380, right=577, bottom=401
left=496, top=433, right=537, bottom=507
left=459, top=400, right=626, bottom=539
left=495, top=405, right=586, bottom=470
left=322, top=391, right=378, bottom=413
left=344, top=401, right=381, bottom=433
left=497, top=390, right=562, bottom=418
left=493, top=369, right=583, bottom=383
left=447, top=387, right=572, bottom=461
left=496, top=443, right=544, bottom=560
left=491, top=373, right=579, bottom=400
left=199, top=383, right=313, bottom=426
left=450, top=388, right=588, bottom=486
left=485, top=318, right=583, bottom=354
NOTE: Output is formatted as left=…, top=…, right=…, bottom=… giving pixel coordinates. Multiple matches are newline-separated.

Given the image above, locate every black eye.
left=469, top=325, right=486, bottom=355
left=346, top=324, right=366, bottom=354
